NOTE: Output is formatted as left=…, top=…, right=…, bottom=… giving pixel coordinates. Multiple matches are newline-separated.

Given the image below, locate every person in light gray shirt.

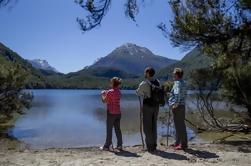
left=136, top=67, right=160, bottom=153
left=168, top=68, right=187, bottom=150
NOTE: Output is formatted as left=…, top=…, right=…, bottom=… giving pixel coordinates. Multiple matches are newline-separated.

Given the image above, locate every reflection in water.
left=10, top=90, right=195, bottom=149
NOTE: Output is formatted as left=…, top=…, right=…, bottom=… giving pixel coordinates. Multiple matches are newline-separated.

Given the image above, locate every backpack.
left=147, top=79, right=166, bottom=107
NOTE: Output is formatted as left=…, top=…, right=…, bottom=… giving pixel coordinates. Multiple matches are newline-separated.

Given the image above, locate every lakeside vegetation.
left=0, top=56, right=33, bottom=129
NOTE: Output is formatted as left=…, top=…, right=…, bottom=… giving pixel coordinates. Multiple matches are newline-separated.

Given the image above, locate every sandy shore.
left=0, top=138, right=251, bottom=166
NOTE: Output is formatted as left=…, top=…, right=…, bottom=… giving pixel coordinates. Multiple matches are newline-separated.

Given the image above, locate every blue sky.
left=0, top=0, right=188, bottom=73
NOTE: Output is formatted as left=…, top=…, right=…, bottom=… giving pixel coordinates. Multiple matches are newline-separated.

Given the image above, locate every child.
left=100, top=77, right=123, bottom=151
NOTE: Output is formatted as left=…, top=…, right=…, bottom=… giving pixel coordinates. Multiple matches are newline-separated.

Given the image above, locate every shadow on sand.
left=152, top=150, right=188, bottom=160
left=219, top=140, right=251, bottom=146
left=184, top=148, right=219, bottom=159
left=219, top=140, right=251, bottom=153
left=113, top=149, right=188, bottom=160
left=113, top=150, right=141, bottom=158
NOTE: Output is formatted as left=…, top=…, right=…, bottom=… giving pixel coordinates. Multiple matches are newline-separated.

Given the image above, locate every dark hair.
left=111, top=77, right=122, bottom=87
left=145, top=67, right=155, bottom=77
left=173, top=68, right=184, bottom=78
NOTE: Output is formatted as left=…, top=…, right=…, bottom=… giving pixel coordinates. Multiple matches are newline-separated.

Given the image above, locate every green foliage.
left=189, top=68, right=222, bottom=91
left=0, top=0, right=11, bottom=7
left=0, top=59, right=33, bottom=121
left=168, top=0, right=251, bottom=118
left=75, top=0, right=143, bottom=32
left=221, top=64, right=251, bottom=117
left=168, top=0, right=251, bottom=54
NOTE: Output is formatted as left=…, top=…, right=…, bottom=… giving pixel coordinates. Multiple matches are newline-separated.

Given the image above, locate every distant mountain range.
left=157, top=47, right=213, bottom=79
left=89, top=43, right=178, bottom=75
left=0, top=42, right=50, bottom=88
left=28, top=59, right=58, bottom=73
left=68, top=66, right=138, bottom=79
left=0, top=42, right=212, bottom=89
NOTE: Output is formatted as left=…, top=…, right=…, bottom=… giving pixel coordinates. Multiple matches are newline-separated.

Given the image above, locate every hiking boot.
left=182, top=145, right=188, bottom=151
left=115, top=146, right=123, bottom=151
left=147, top=149, right=155, bottom=153
left=147, top=146, right=156, bottom=153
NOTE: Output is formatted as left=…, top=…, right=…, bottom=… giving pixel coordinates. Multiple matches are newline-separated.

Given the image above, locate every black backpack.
left=148, top=79, right=166, bottom=107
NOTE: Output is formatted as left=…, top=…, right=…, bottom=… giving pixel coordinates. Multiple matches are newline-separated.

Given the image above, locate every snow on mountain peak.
left=29, top=59, right=58, bottom=72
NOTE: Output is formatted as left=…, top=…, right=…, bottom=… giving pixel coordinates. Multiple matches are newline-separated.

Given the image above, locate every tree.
left=75, top=0, right=142, bottom=31
left=0, top=0, right=9, bottom=6
left=0, top=0, right=15, bottom=7
left=221, top=63, right=251, bottom=118
left=161, top=0, right=251, bottom=118
left=0, top=61, right=33, bottom=121
left=189, top=68, right=224, bottom=129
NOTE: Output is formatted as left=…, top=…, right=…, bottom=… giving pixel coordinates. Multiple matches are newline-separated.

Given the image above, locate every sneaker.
left=174, top=145, right=183, bottom=150
left=169, top=144, right=179, bottom=148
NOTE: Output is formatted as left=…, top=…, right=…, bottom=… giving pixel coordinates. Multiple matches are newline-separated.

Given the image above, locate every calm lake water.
left=10, top=90, right=196, bottom=149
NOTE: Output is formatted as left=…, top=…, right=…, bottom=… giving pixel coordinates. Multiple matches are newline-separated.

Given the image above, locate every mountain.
left=68, top=66, right=138, bottom=79
left=0, top=42, right=213, bottom=89
left=0, top=42, right=49, bottom=88
left=29, top=59, right=58, bottom=73
left=0, top=42, right=138, bottom=89
left=89, top=43, right=178, bottom=75
left=157, top=47, right=213, bottom=79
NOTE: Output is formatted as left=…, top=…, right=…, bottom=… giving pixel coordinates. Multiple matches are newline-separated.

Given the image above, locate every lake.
left=9, top=90, right=197, bottom=149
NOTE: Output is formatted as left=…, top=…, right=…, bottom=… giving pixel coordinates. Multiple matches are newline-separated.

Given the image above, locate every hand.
left=101, top=95, right=106, bottom=103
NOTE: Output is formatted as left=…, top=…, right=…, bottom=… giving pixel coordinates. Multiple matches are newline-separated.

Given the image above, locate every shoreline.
left=1, top=137, right=251, bottom=166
